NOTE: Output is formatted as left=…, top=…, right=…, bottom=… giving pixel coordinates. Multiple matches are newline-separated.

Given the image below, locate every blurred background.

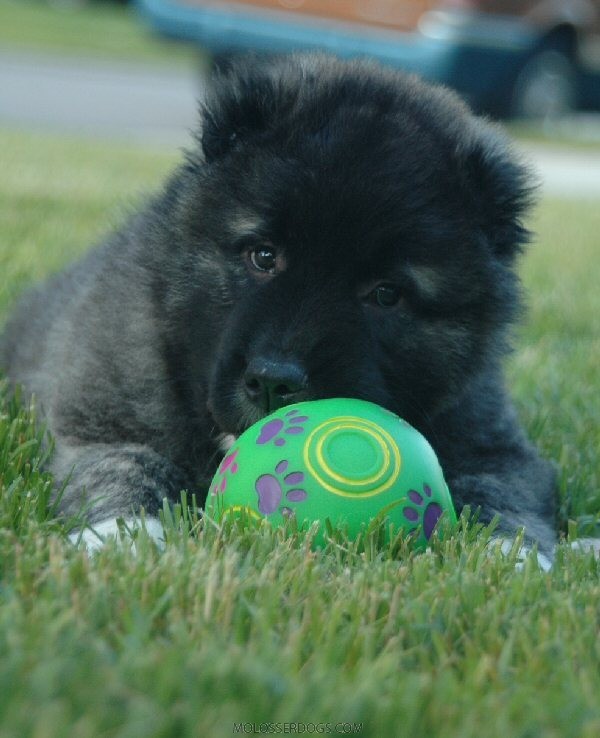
left=1, top=0, right=599, bottom=195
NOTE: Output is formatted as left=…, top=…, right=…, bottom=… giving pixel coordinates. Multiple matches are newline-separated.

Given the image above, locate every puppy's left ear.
left=461, top=124, right=537, bottom=262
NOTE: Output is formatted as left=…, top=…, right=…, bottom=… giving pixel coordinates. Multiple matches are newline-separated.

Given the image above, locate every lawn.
left=0, top=0, right=199, bottom=66
left=0, top=127, right=599, bottom=738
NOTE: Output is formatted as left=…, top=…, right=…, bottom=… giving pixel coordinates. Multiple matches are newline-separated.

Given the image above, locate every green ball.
left=207, top=398, right=456, bottom=548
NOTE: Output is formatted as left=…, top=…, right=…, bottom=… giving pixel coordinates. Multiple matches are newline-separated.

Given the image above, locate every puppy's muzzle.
left=243, top=356, right=308, bottom=414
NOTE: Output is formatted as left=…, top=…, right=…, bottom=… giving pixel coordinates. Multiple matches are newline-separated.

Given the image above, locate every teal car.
left=136, top=0, right=600, bottom=118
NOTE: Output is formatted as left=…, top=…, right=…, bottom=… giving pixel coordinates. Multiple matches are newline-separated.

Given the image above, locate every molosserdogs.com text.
left=233, top=723, right=363, bottom=734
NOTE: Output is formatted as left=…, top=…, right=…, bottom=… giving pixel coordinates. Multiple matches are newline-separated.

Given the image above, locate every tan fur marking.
left=407, top=264, right=441, bottom=300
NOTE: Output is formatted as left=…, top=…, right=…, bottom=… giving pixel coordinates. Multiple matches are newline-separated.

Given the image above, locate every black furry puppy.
left=0, top=55, right=556, bottom=559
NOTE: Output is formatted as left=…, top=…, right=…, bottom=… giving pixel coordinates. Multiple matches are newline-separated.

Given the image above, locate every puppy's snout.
left=243, top=357, right=308, bottom=413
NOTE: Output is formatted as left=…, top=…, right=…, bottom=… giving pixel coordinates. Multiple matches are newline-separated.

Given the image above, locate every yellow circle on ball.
left=303, top=416, right=401, bottom=498
left=220, top=505, right=263, bottom=523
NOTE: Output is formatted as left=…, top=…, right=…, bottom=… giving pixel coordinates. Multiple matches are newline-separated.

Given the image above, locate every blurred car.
left=136, top=0, right=600, bottom=118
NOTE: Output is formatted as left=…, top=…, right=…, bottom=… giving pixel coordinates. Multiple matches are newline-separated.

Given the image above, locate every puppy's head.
left=182, top=55, right=534, bottom=436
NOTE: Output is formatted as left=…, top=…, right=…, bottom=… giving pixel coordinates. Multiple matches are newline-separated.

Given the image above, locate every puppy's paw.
left=69, top=516, right=165, bottom=553
left=569, top=538, right=600, bottom=557
left=488, top=537, right=553, bottom=572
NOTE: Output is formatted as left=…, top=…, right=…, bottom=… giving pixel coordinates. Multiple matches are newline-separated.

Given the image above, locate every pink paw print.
left=211, top=448, right=239, bottom=495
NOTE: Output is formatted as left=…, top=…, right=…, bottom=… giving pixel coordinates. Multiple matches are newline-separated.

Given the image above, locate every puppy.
left=0, top=55, right=556, bottom=559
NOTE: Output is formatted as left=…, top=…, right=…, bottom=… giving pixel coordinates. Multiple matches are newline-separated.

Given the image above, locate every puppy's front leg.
left=50, top=441, right=189, bottom=550
left=448, top=467, right=556, bottom=570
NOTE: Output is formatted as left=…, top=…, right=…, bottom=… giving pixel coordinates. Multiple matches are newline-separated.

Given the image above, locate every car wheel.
left=510, top=49, right=576, bottom=120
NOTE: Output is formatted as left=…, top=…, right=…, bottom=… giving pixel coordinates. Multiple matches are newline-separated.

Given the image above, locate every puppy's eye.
left=364, top=283, right=402, bottom=308
left=248, top=247, right=277, bottom=273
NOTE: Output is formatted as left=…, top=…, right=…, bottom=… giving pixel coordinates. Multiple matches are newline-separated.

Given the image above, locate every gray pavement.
left=518, top=142, right=600, bottom=199
left=0, top=49, right=201, bottom=146
left=1, top=48, right=600, bottom=197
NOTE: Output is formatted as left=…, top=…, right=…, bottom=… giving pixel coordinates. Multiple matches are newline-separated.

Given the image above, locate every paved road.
left=0, top=49, right=201, bottom=146
left=2, top=48, right=600, bottom=197
left=520, top=142, right=600, bottom=199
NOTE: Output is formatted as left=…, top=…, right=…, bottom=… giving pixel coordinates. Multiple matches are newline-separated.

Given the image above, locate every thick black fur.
left=0, top=55, right=556, bottom=553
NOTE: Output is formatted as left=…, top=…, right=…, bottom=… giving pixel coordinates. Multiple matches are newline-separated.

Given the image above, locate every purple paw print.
left=255, top=459, right=307, bottom=516
left=256, top=409, right=308, bottom=448
left=402, top=484, right=443, bottom=540
left=211, top=448, right=239, bottom=496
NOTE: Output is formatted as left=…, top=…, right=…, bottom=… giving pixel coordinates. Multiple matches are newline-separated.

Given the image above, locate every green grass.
left=1, top=127, right=599, bottom=737
left=0, top=129, right=178, bottom=314
left=0, top=0, right=200, bottom=66
left=509, top=203, right=600, bottom=531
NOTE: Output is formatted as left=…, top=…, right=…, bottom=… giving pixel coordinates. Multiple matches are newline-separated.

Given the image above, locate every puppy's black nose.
left=244, top=357, right=307, bottom=413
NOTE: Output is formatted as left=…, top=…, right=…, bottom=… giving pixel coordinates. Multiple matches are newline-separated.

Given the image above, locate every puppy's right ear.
left=200, top=102, right=239, bottom=162
left=200, top=61, right=285, bottom=162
